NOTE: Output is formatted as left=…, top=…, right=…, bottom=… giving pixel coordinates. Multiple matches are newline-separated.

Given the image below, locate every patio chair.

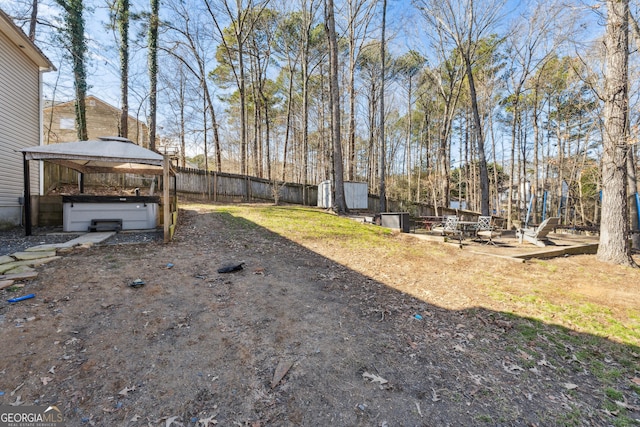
left=476, top=216, right=502, bottom=245
left=442, top=215, right=463, bottom=248
left=516, top=216, right=560, bottom=247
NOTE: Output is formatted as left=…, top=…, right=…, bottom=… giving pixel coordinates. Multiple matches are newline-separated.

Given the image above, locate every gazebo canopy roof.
left=20, top=137, right=171, bottom=175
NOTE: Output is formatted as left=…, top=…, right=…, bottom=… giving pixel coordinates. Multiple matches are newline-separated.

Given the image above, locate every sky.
left=0, top=0, right=605, bottom=158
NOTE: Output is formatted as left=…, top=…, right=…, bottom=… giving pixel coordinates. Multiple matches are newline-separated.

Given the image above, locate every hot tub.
left=62, top=195, right=159, bottom=232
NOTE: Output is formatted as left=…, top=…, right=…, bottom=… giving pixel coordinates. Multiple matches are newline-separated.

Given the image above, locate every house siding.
left=0, top=29, right=41, bottom=226
left=44, top=96, right=150, bottom=148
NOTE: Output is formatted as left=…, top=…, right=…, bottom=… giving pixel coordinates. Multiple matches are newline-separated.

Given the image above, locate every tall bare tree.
left=345, top=0, right=377, bottom=181
left=378, top=0, right=387, bottom=212
left=415, top=33, right=465, bottom=209
left=164, top=0, right=222, bottom=171
left=414, top=0, right=506, bottom=215
left=396, top=50, right=426, bottom=200
left=148, top=0, right=159, bottom=151
left=29, top=0, right=37, bottom=41
left=325, top=0, right=347, bottom=213
left=55, top=0, right=88, bottom=141
left=115, top=0, right=130, bottom=138
left=503, top=0, right=569, bottom=228
left=206, top=0, right=272, bottom=176
left=597, top=0, right=636, bottom=266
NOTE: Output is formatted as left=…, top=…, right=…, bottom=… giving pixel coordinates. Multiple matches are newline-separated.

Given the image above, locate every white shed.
left=317, top=181, right=368, bottom=210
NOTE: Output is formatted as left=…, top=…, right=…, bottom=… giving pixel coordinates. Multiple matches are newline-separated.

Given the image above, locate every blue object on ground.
left=7, top=294, right=35, bottom=303
left=414, top=314, right=423, bottom=320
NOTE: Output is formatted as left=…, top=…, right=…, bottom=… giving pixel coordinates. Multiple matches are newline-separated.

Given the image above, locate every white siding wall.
left=0, top=30, right=41, bottom=227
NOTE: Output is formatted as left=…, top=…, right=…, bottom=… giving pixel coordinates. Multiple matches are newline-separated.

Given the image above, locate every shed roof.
left=20, top=137, right=171, bottom=175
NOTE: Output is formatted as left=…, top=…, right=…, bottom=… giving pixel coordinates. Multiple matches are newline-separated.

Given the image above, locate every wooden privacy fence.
left=175, top=168, right=318, bottom=205
left=44, top=163, right=155, bottom=191
left=44, top=164, right=318, bottom=205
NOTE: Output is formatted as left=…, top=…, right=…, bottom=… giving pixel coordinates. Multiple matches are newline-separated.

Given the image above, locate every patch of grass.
left=611, top=417, right=636, bottom=427
left=555, top=407, right=587, bottom=426
left=486, top=288, right=640, bottom=346
left=591, top=361, right=623, bottom=383
left=474, top=414, right=493, bottom=423
left=207, top=204, right=640, bottom=348
left=532, top=259, right=558, bottom=273
left=605, top=388, right=624, bottom=401
left=516, top=323, right=541, bottom=341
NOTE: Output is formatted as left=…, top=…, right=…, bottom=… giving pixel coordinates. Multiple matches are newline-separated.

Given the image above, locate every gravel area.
left=0, top=226, right=162, bottom=256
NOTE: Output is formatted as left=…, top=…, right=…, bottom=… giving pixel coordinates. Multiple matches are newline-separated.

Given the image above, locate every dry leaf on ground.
left=118, top=386, right=135, bottom=396
left=362, top=372, right=388, bottom=385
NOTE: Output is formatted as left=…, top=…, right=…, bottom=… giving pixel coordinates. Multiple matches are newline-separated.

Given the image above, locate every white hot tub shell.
left=62, top=195, right=158, bottom=232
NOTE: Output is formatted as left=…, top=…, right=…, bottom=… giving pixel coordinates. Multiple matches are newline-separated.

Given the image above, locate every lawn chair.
left=516, top=216, right=560, bottom=247
left=442, top=215, right=463, bottom=248
left=476, top=216, right=502, bottom=245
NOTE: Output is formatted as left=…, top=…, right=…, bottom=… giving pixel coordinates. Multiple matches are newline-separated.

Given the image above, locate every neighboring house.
left=0, top=8, right=54, bottom=228
left=43, top=95, right=149, bottom=148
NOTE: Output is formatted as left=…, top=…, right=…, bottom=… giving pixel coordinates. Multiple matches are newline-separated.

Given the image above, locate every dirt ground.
left=1, top=203, right=639, bottom=426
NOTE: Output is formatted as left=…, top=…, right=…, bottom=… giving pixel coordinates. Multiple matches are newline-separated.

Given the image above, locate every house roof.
left=0, top=8, right=55, bottom=71
left=20, top=137, right=172, bottom=175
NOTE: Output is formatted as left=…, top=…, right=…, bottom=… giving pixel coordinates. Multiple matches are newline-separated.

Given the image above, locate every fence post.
left=213, top=171, right=217, bottom=202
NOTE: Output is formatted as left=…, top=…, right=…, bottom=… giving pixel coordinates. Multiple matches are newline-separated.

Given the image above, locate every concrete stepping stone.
left=4, top=265, right=37, bottom=275
left=0, top=255, right=13, bottom=265
left=0, top=271, right=38, bottom=281
left=12, top=251, right=57, bottom=261
left=0, top=257, right=61, bottom=274
left=26, top=232, right=115, bottom=252
left=0, top=280, right=15, bottom=290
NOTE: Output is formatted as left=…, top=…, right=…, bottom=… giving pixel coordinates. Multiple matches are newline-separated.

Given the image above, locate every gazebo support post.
left=163, top=155, right=170, bottom=243
left=23, top=153, right=32, bottom=236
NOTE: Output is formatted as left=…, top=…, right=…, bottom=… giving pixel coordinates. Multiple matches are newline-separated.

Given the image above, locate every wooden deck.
left=409, top=229, right=601, bottom=261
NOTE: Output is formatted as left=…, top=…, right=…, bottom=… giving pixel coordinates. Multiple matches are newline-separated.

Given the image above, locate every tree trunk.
left=263, top=92, right=271, bottom=181
left=179, top=72, right=185, bottom=167
left=406, top=75, right=412, bottom=201
left=53, top=0, right=88, bottom=141
left=463, top=54, right=490, bottom=215
left=282, top=66, right=294, bottom=182
left=507, top=99, right=518, bottom=229
left=347, top=19, right=357, bottom=181
left=29, top=0, right=38, bottom=41
left=597, top=0, right=636, bottom=266
left=325, top=0, right=347, bottom=213
left=235, top=1, right=248, bottom=176
left=60, top=0, right=88, bottom=141
left=117, top=0, right=129, bottom=139
left=203, top=93, right=208, bottom=171
left=532, top=76, right=541, bottom=223
left=148, top=0, right=158, bottom=151
left=378, top=0, right=387, bottom=213
left=302, top=30, right=310, bottom=203
left=627, top=146, right=639, bottom=248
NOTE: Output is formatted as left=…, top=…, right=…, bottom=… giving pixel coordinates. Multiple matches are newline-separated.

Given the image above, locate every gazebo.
left=20, top=137, right=177, bottom=242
